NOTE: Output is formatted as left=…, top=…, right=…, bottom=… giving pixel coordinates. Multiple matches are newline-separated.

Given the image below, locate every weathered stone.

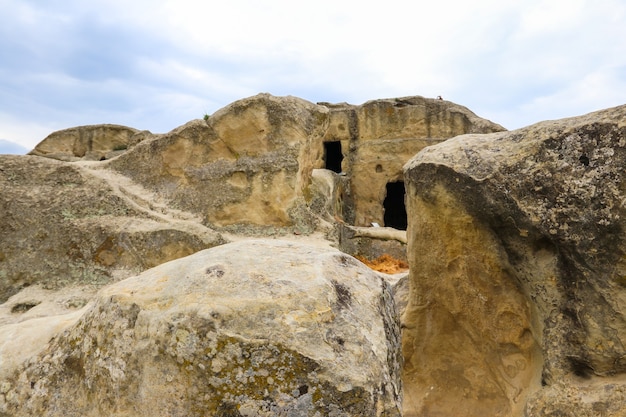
left=7, top=93, right=502, bottom=308
left=85, top=94, right=503, bottom=234
left=29, top=124, right=150, bottom=161
left=403, top=105, right=626, bottom=416
left=8, top=92, right=626, bottom=416
left=524, top=376, right=626, bottom=416
left=107, top=94, right=329, bottom=233
left=24, top=94, right=503, bottom=239
left=332, top=96, right=505, bottom=227
left=0, top=240, right=402, bottom=417
left=0, top=94, right=505, bottom=417
left=0, top=155, right=224, bottom=302
left=307, top=168, right=350, bottom=224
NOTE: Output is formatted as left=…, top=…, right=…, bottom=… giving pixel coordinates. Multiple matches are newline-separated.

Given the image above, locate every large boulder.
left=28, top=124, right=151, bottom=161
left=0, top=155, right=224, bottom=303
left=0, top=240, right=402, bottom=417
left=403, top=105, right=626, bottom=416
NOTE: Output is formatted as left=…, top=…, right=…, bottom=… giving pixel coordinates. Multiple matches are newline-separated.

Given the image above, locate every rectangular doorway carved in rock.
left=384, top=181, right=407, bottom=230
left=324, top=141, right=343, bottom=173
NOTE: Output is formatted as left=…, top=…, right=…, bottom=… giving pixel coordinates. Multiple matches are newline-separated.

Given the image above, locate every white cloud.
left=515, top=0, right=586, bottom=39
left=518, top=66, right=626, bottom=122
left=0, top=0, right=625, bottom=146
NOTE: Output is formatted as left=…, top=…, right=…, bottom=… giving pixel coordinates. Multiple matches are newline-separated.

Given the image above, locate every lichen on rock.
left=0, top=240, right=402, bottom=416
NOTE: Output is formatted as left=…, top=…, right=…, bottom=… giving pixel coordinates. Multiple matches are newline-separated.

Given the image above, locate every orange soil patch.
left=356, top=254, right=409, bottom=274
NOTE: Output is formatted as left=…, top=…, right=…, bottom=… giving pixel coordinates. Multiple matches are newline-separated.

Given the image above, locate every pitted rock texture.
left=403, top=105, right=626, bottom=416
left=0, top=240, right=402, bottom=417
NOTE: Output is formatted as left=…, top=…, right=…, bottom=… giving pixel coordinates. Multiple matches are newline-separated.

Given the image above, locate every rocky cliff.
left=3, top=93, right=625, bottom=416
left=3, top=94, right=502, bottom=302
left=29, top=94, right=504, bottom=231
left=3, top=93, right=502, bottom=416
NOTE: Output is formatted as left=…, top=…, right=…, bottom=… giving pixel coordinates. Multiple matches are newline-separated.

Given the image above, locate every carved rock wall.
left=29, top=94, right=504, bottom=234
left=321, top=97, right=505, bottom=227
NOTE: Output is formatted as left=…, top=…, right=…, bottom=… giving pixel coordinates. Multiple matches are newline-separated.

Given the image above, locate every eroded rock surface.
left=3, top=93, right=493, bottom=330
left=28, top=94, right=504, bottom=234
left=329, top=96, right=505, bottom=227
left=29, top=124, right=150, bottom=161
left=107, top=95, right=329, bottom=232
left=0, top=155, right=224, bottom=303
left=0, top=240, right=402, bottom=417
left=1, top=92, right=515, bottom=416
left=403, top=105, right=626, bottom=416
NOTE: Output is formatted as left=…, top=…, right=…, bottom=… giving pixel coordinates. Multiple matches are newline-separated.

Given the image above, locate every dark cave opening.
left=383, top=181, right=407, bottom=230
left=324, top=141, right=343, bottom=173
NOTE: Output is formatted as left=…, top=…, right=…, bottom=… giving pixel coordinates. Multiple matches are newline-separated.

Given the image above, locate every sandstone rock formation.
left=107, top=95, right=328, bottom=232
left=0, top=155, right=224, bottom=303
left=321, top=96, right=505, bottom=228
left=403, top=105, right=626, bottom=416
left=29, top=124, right=151, bottom=162
left=0, top=240, right=402, bottom=417
left=109, top=94, right=503, bottom=261
left=7, top=93, right=496, bottom=308
left=28, top=94, right=504, bottom=235
left=0, top=92, right=523, bottom=416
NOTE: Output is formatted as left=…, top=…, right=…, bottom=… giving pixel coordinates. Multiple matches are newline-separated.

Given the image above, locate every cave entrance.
left=324, top=141, right=343, bottom=173
left=384, top=181, right=407, bottom=230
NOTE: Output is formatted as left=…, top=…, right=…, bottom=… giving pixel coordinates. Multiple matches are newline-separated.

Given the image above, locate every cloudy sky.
left=1, top=0, right=625, bottom=152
